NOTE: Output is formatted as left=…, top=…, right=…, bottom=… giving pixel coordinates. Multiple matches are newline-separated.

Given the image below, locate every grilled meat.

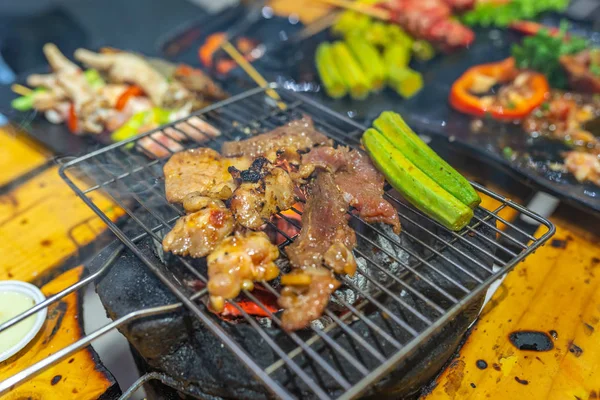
left=163, top=148, right=251, bottom=203
left=229, top=158, right=297, bottom=229
left=523, top=91, right=600, bottom=155
left=74, top=48, right=190, bottom=108
left=162, top=200, right=235, bottom=258
left=441, top=0, right=475, bottom=11
left=279, top=268, right=341, bottom=332
left=207, top=231, right=280, bottom=312
left=280, top=172, right=357, bottom=331
left=28, top=44, right=109, bottom=133
left=564, top=151, right=600, bottom=186
left=379, top=0, right=474, bottom=52
left=560, top=50, right=600, bottom=94
left=301, top=146, right=401, bottom=234
left=221, top=115, right=332, bottom=160
left=286, top=172, right=356, bottom=272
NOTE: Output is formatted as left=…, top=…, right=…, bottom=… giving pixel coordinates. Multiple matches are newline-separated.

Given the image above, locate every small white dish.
left=0, top=281, right=47, bottom=362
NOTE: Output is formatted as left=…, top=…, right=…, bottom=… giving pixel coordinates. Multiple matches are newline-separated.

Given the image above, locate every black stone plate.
left=242, top=13, right=600, bottom=214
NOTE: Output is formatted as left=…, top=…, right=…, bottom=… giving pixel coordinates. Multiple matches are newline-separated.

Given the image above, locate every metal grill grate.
left=1, top=85, right=554, bottom=400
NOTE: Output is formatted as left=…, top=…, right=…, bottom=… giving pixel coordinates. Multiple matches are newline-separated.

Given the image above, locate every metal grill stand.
left=0, top=85, right=554, bottom=400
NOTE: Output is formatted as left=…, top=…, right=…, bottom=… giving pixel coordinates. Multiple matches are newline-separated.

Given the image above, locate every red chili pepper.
left=509, top=21, right=563, bottom=38
left=67, top=103, right=78, bottom=133
left=115, top=85, right=144, bottom=111
left=449, top=57, right=550, bottom=120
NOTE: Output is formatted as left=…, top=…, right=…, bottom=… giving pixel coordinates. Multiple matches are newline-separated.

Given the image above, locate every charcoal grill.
left=0, top=85, right=554, bottom=399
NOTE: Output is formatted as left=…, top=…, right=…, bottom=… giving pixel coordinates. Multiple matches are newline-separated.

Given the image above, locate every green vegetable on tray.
left=511, top=21, right=588, bottom=89
left=11, top=69, right=105, bottom=112
left=373, top=112, right=481, bottom=208
left=84, top=69, right=105, bottom=89
left=345, top=35, right=386, bottom=91
left=384, top=43, right=411, bottom=69
left=363, top=126, right=475, bottom=231
left=462, top=0, right=570, bottom=27
left=412, top=40, right=436, bottom=62
left=330, top=41, right=370, bottom=100
left=111, top=107, right=171, bottom=143
left=315, top=43, right=347, bottom=98
left=387, top=66, right=423, bottom=99
left=11, top=88, right=45, bottom=111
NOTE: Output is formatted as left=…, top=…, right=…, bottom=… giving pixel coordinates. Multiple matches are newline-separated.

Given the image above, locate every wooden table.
left=0, top=125, right=598, bottom=399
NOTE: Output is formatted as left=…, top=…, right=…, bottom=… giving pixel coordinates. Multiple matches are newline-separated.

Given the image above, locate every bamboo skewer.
left=11, top=84, right=33, bottom=96
left=220, top=40, right=287, bottom=111
left=311, top=0, right=391, bottom=20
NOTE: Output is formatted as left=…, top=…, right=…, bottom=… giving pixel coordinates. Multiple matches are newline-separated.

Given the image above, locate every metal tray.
left=250, top=13, right=600, bottom=214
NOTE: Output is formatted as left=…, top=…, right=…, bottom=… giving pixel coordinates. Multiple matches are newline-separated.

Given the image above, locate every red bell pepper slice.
left=449, top=57, right=550, bottom=120
left=67, top=103, right=78, bottom=133
left=115, top=85, right=144, bottom=111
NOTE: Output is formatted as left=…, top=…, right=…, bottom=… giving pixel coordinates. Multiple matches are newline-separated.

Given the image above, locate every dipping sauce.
left=0, top=291, right=36, bottom=355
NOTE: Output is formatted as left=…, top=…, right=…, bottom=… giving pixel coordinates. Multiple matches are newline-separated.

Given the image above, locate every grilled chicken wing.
left=207, top=231, right=280, bottom=312
left=28, top=44, right=107, bottom=133
left=163, top=148, right=251, bottom=203
left=229, top=158, right=297, bottom=229
left=74, top=48, right=189, bottom=107
left=162, top=200, right=235, bottom=258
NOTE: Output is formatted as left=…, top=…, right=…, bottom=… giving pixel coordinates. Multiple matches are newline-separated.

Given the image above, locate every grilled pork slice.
left=163, top=148, right=251, bottom=203
left=229, top=158, right=297, bottom=229
left=162, top=200, right=235, bottom=258
left=301, top=146, right=401, bottom=234
left=564, top=151, right=600, bottom=186
left=221, top=115, right=332, bottom=160
left=278, top=268, right=341, bottom=332
left=280, top=172, right=357, bottom=331
left=207, top=231, right=280, bottom=312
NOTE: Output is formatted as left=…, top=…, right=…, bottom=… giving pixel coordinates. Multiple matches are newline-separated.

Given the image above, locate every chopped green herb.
left=463, top=0, right=570, bottom=27
left=503, top=146, right=514, bottom=159
left=541, top=102, right=550, bottom=111
left=511, top=21, right=588, bottom=88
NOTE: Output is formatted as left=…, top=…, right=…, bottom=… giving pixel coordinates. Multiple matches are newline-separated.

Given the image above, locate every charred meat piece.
left=564, top=151, right=600, bottom=186
left=560, top=50, right=600, bottom=94
left=162, top=200, right=235, bottom=258
left=302, top=146, right=401, bottom=234
left=278, top=268, right=341, bottom=332
left=163, top=148, right=251, bottom=203
left=286, top=172, right=356, bottom=273
left=207, top=231, right=280, bottom=312
left=221, top=116, right=332, bottom=160
left=279, top=172, right=357, bottom=331
left=523, top=91, right=600, bottom=154
left=229, top=158, right=297, bottom=229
